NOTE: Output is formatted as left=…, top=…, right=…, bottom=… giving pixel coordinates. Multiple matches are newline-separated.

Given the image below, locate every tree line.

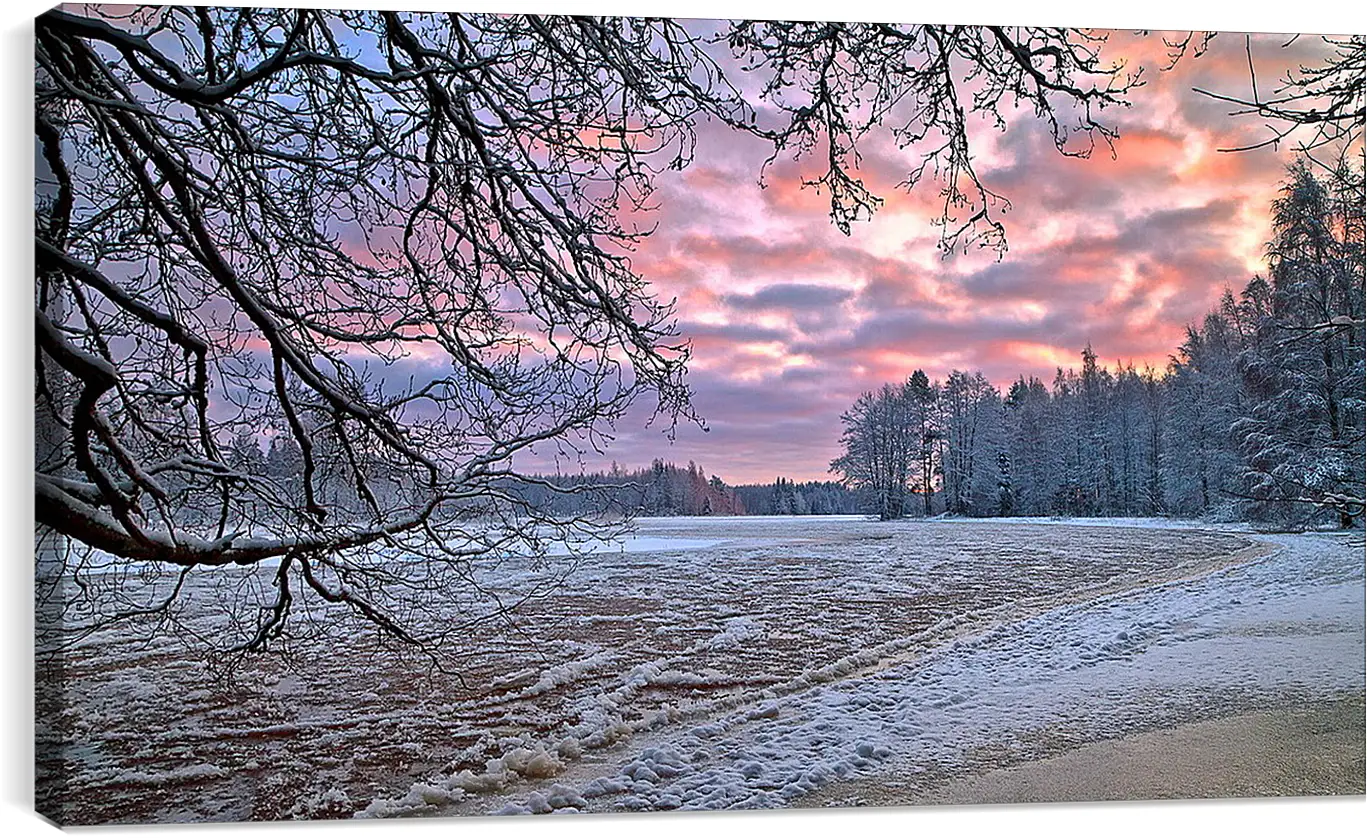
left=228, top=446, right=865, bottom=520
left=831, top=159, right=1365, bottom=529
left=518, top=462, right=861, bottom=517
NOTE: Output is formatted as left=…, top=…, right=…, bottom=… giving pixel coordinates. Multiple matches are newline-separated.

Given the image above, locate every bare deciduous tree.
left=1163, top=31, right=1364, bottom=154
left=829, top=382, right=917, bottom=520
left=36, top=6, right=740, bottom=652
left=728, top=22, right=1142, bottom=252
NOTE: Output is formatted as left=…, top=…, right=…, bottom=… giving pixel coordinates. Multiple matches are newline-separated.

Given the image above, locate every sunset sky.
left=545, top=27, right=1346, bottom=484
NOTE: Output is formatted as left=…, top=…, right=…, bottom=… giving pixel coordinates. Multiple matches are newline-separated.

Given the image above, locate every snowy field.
left=35, top=517, right=1364, bottom=823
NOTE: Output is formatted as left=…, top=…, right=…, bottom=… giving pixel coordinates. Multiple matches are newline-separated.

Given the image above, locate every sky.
left=542, top=27, right=1347, bottom=484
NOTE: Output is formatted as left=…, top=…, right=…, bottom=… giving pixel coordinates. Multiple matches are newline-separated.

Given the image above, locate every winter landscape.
left=33, top=4, right=1365, bottom=826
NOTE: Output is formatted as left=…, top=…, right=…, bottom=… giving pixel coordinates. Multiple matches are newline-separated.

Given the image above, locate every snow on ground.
left=34, top=517, right=1363, bottom=823
left=478, top=528, right=1363, bottom=815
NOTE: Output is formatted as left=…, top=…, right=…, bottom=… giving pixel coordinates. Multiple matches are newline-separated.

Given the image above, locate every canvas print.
left=33, top=2, right=1365, bottom=825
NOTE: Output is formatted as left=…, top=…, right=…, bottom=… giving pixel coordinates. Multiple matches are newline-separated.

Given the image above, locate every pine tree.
left=1236, top=159, right=1365, bottom=527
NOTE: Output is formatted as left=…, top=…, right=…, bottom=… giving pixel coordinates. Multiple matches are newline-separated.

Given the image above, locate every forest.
left=831, top=160, right=1364, bottom=529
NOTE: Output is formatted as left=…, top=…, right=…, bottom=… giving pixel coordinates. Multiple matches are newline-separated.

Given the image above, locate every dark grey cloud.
left=722, top=283, right=853, bottom=312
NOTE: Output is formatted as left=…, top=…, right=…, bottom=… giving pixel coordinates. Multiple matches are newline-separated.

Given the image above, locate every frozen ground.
left=34, top=517, right=1364, bottom=823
